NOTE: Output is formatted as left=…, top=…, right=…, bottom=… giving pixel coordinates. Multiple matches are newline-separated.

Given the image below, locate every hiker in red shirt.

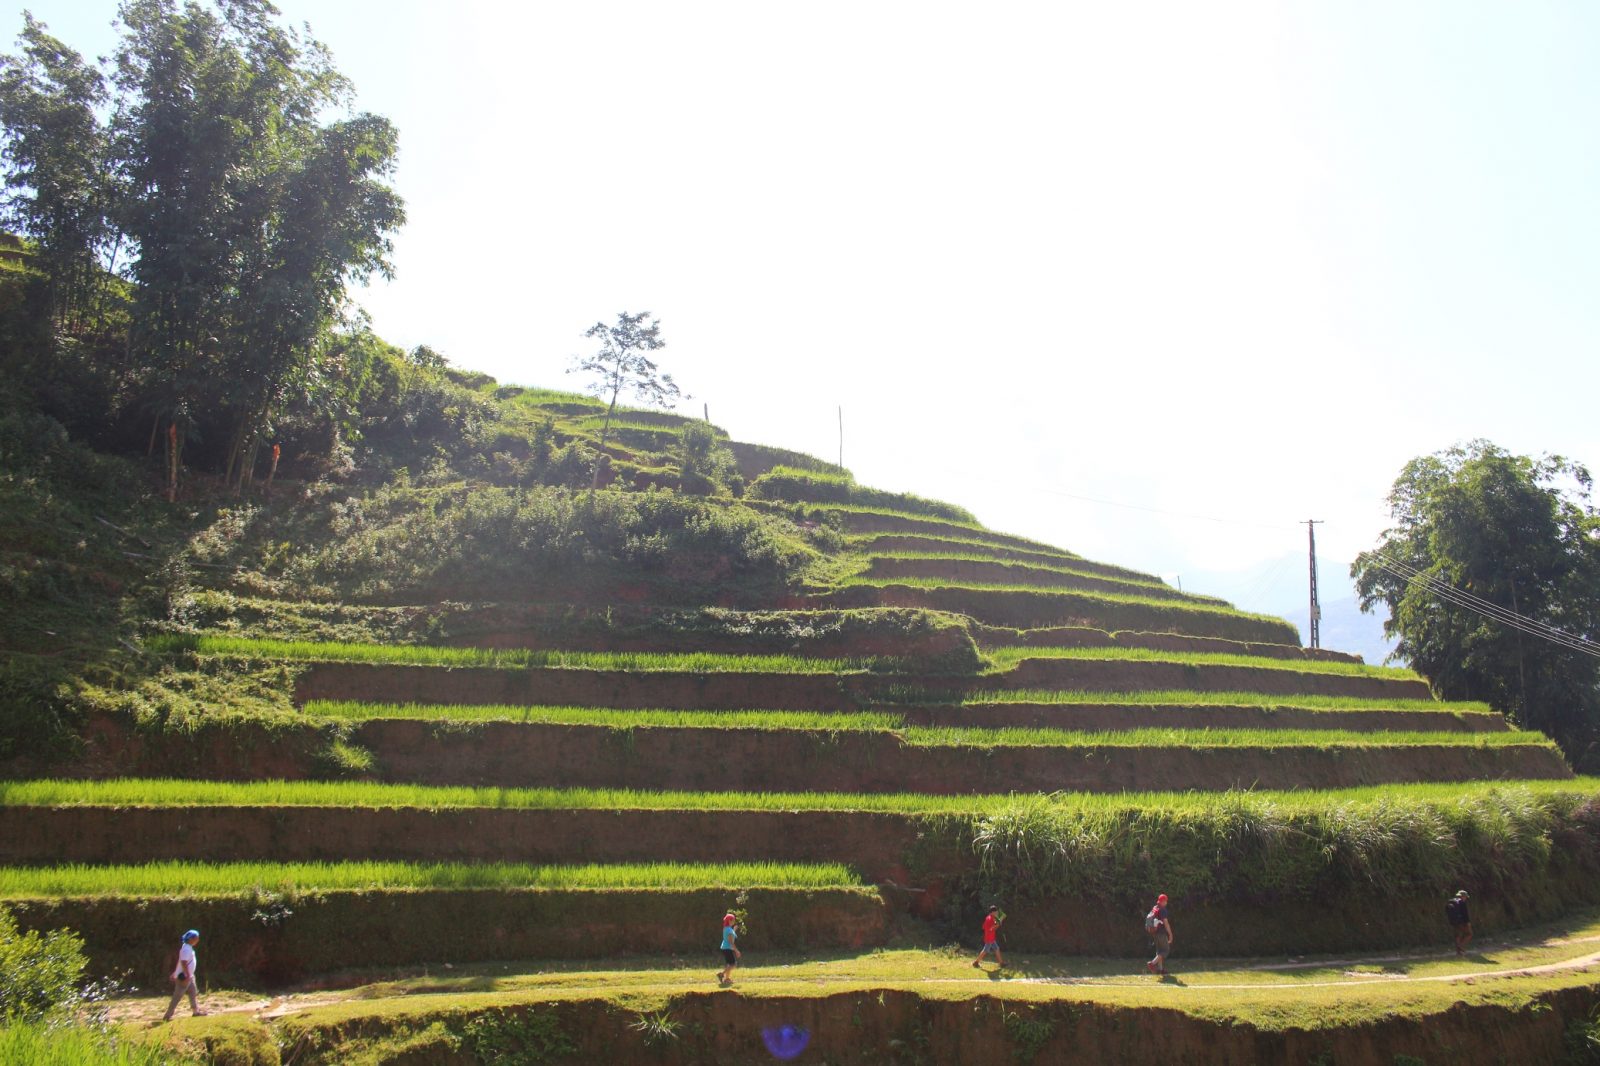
left=972, top=905, right=1005, bottom=970
left=1145, top=894, right=1173, bottom=975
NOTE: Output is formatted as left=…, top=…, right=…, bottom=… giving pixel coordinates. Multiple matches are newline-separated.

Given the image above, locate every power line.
left=1366, top=551, right=1600, bottom=659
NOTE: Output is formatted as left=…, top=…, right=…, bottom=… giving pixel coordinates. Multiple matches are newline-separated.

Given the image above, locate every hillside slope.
left=3, top=384, right=1597, bottom=1064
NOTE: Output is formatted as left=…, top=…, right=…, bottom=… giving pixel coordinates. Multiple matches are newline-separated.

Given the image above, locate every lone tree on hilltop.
left=569, top=311, right=682, bottom=488
left=1351, top=440, right=1600, bottom=767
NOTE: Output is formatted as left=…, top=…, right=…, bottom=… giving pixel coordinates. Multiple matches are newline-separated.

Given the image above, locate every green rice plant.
left=5, top=776, right=1596, bottom=816
left=843, top=577, right=1282, bottom=622
left=303, top=701, right=906, bottom=731
left=847, top=531, right=1080, bottom=556
left=0, top=861, right=862, bottom=899
left=493, top=385, right=602, bottom=409
left=0, top=777, right=993, bottom=813
left=900, top=725, right=1555, bottom=749
left=859, top=552, right=1182, bottom=595
left=983, top=646, right=1422, bottom=679
left=152, top=635, right=885, bottom=674
left=748, top=469, right=978, bottom=524
left=963, top=689, right=1491, bottom=712
left=0, top=1024, right=177, bottom=1066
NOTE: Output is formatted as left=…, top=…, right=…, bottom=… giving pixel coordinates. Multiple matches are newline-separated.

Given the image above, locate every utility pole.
left=1305, top=519, right=1324, bottom=649
left=838, top=406, right=844, bottom=471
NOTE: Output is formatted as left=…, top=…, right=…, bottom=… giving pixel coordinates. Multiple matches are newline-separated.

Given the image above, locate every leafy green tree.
left=104, top=0, right=401, bottom=488
left=569, top=311, right=680, bottom=487
left=1351, top=440, right=1600, bottom=765
left=0, top=14, right=113, bottom=330
left=677, top=420, right=732, bottom=495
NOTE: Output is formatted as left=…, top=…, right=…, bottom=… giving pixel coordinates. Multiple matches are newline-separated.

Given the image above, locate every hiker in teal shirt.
left=718, top=912, right=741, bottom=985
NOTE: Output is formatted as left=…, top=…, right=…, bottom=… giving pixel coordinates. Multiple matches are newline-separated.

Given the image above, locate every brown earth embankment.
left=291, top=663, right=927, bottom=710
left=974, top=624, right=1362, bottom=663
left=1000, top=657, right=1434, bottom=700
left=350, top=722, right=1569, bottom=792
left=291, top=655, right=1416, bottom=712
left=820, top=584, right=1301, bottom=644
left=857, top=532, right=1098, bottom=567
left=904, top=702, right=1507, bottom=733
left=862, top=557, right=1202, bottom=602
left=8, top=886, right=889, bottom=985
left=428, top=604, right=978, bottom=666
left=833, top=510, right=1102, bottom=561
left=71, top=714, right=1570, bottom=793
left=263, top=983, right=1600, bottom=1066
left=0, top=807, right=931, bottom=885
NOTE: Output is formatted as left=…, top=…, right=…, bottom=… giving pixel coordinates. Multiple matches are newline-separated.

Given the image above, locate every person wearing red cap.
left=1144, top=894, right=1173, bottom=975
left=717, top=912, right=741, bottom=985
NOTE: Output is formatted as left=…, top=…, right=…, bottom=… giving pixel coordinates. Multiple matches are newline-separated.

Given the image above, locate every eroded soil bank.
left=11, top=803, right=1600, bottom=960
left=72, top=712, right=1572, bottom=793
left=176, top=982, right=1600, bottom=1065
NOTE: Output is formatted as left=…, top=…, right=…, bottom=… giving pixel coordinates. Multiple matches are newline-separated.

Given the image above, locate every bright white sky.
left=19, top=1, right=1600, bottom=651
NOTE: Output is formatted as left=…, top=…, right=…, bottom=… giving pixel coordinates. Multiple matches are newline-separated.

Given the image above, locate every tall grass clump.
left=0, top=861, right=862, bottom=898
left=0, top=1025, right=176, bottom=1066
left=967, top=785, right=1600, bottom=906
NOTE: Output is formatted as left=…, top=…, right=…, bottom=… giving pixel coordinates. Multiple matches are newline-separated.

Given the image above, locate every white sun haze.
left=11, top=0, right=1600, bottom=629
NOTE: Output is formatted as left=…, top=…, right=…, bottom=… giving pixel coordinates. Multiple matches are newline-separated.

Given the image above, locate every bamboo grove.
left=0, top=0, right=403, bottom=494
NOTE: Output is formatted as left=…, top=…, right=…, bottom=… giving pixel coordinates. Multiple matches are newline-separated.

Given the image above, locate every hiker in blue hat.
left=162, top=930, right=208, bottom=1021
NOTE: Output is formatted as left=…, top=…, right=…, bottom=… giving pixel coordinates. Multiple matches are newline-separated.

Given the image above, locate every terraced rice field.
left=14, top=475, right=1600, bottom=1064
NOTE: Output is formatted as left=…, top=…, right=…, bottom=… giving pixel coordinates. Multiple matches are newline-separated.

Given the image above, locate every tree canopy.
left=0, top=0, right=403, bottom=490
left=1351, top=440, right=1600, bottom=766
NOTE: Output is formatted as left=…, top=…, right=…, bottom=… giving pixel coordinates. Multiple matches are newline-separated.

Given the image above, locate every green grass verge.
left=962, top=689, right=1489, bottom=712
left=170, top=930, right=1600, bottom=1046
left=0, top=1023, right=176, bottom=1066
left=7, top=777, right=1595, bottom=815
left=0, top=861, right=862, bottom=899
left=985, top=646, right=1423, bottom=679
left=900, top=726, right=1554, bottom=749
left=152, top=635, right=885, bottom=674
left=304, top=701, right=904, bottom=731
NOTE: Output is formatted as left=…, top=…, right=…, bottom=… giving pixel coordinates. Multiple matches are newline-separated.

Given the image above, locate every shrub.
left=0, top=658, right=80, bottom=763
left=0, top=906, right=88, bottom=1024
left=262, top=484, right=819, bottom=598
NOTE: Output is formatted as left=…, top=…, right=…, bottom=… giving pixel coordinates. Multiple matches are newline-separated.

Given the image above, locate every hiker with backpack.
left=1446, top=890, right=1472, bottom=956
left=162, top=929, right=207, bottom=1021
left=1145, top=894, right=1173, bottom=975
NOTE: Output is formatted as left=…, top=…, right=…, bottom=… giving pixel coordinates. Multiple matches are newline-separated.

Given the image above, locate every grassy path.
left=117, top=909, right=1600, bottom=1030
